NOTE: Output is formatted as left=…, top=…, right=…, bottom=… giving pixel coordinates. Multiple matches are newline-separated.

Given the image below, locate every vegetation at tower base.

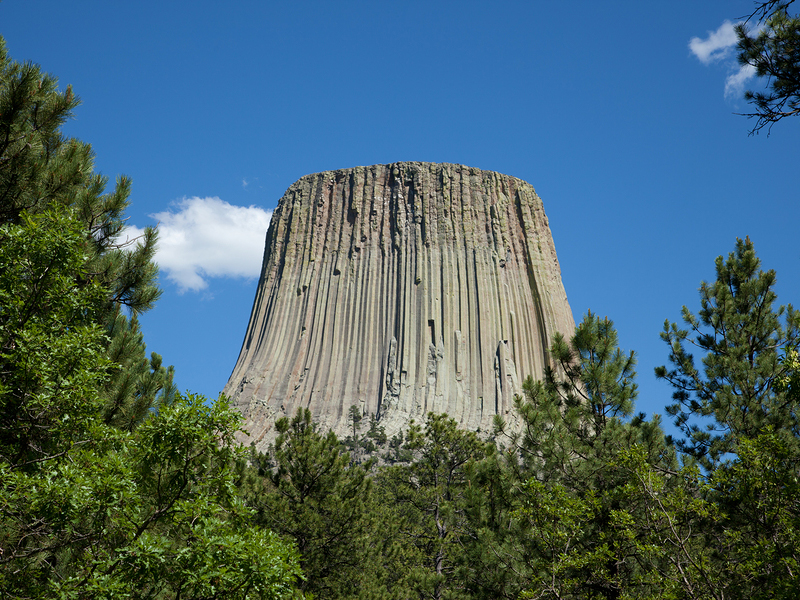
left=376, top=413, right=489, bottom=600
left=238, top=408, right=383, bottom=599
left=0, top=38, right=302, bottom=598
left=735, top=1, right=800, bottom=134
left=230, top=239, right=799, bottom=600
left=480, top=313, right=680, bottom=600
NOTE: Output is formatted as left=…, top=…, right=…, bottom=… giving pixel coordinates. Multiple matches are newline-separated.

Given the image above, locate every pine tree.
left=504, top=312, right=669, bottom=488
left=735, top=1, right=800, bottom=134
left=377, top=413, right=487, bottom=600
left=0, top=35, right=173, bottom=428
left=101, top=310, right=176, bottom=431
left=242, top=408, right=382, bottom=599
left=656, top=237, right=800, bottom=468
left=489, top=313, right=676, bottom=599
left=650, top=238, right=800, bottom=598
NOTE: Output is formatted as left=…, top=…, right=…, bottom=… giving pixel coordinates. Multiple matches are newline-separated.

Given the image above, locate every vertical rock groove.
left=224, top=162, right=575, bottom=449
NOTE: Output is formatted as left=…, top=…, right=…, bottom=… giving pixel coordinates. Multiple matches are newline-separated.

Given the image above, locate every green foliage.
left=652, top=237, right=800, bottom=598
left=366, top=412, right=387, bottom=445
left=377, top=413, right=487, bottom=600
left=507, top=312, right=668, bottom=488
left=0, top=35, right=159, bottom=313
left=0, top=39, right=301, bottom=599
left=0, top=37, right=82, bottom=223
left=609, top=445, right=723, bottom=600
left=349, top=404, right=363, bottom=438
left=616, top=432, right=800, bottom=600
left=735, top=1, right=800, bottom=134
left=101, top=310, right=176, bottom=431
left=657, top=237, right=800, bottom=468
left=0, top=211, right=301, bottom=597
left=385, top=429, right=413, bottom=464
left=0, top=209, right=108, bottom=468
left=547, top=309, right=638, bottom=427
left=513, top=480, right=607, bottom=600
left=485, top=313, right=678, bottom=599
left=1, top=394, right=302, bottom=599
left=6, top=31, right=800, bottom=600
left=774, top=346, right=800, bottom=400
left=0, top=35, right=168, bottom=431
left=709, top=432, right=800, bottom=598
left=242, top=408, right=379, bottom=599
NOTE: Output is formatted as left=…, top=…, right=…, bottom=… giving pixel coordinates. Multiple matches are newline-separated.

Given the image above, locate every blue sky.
left=2, top=1, right=797, bottom=435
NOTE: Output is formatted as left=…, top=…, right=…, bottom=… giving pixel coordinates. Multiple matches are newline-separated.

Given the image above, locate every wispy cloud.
left=126, top=197, right=272, bottom=293
left=689, top=20, right=757, bottom=101
left=724, top=63, right=757, bottom=99
left=689, top=20, right=739, bottom=64
left=241, top=176, right=260, bottom=191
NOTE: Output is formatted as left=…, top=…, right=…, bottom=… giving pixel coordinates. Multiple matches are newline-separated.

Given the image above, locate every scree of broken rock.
left=224, top=162, right=575, bottom=449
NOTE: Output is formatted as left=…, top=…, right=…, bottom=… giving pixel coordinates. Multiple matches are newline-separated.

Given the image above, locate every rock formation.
left=224, top=162, right=575, bottom=449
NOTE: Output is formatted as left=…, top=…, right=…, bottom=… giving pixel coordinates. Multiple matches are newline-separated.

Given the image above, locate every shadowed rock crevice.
left=224, top=162, right=575, bottom=449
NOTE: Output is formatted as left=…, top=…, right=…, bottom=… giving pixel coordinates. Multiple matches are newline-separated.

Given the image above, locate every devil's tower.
left=224, top=162, right=575, bottom=449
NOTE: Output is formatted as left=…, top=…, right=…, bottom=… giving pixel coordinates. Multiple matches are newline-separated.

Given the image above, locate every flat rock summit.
left=224, top=162, right=575, bottom=449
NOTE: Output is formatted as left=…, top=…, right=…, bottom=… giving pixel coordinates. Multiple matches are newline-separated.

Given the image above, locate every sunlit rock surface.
left=224, top=162, right=575, bottom=449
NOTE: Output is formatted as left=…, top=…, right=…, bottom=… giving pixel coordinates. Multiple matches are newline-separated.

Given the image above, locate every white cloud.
left=689, top=20, right=738, bottom=64
left=690, top=20, right=762, bottom=102
left=127, top=197, right=272, bottom=293
left=725, top=63, right=757, bottom=99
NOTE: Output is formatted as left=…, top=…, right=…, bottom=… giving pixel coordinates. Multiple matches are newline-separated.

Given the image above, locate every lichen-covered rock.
left=224, top=162, right=575, bottom=449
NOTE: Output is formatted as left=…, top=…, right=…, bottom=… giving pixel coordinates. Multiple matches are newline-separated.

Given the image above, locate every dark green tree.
left=504, top=312, right=669, bottom=489
left=0, top=39, right=301, bottom=598
left=0, top=211, right=301, bottom=599
left=349, top=404, right=363, bottom=438
left=101, top=310, right=176, bottom=431
left=642, top=239, right=800, bottom=599
left=0, top=209, right=108, bottom=470
left=242, top=408, right=383, bottom=599
left=735, top=1, right=800, bottom=134
left=377, top=413, right=487, bottom=600
left=707, top=430, right=800, bottom=598
left=656, top=237, right=800, bottom=468
left=0, top=35, right=172, bottom=429
left=488, top=313, right=677, bottom=600
left=451, top=443, right=524, bottom=600
left=607, top=444, right=725, bottom=600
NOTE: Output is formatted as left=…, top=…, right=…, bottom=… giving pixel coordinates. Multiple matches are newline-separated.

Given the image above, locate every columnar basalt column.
left=224, top=162, right=575, bottom=450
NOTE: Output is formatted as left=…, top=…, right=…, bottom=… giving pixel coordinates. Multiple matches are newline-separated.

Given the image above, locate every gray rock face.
left=224, top=162, right=575, bottom=449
